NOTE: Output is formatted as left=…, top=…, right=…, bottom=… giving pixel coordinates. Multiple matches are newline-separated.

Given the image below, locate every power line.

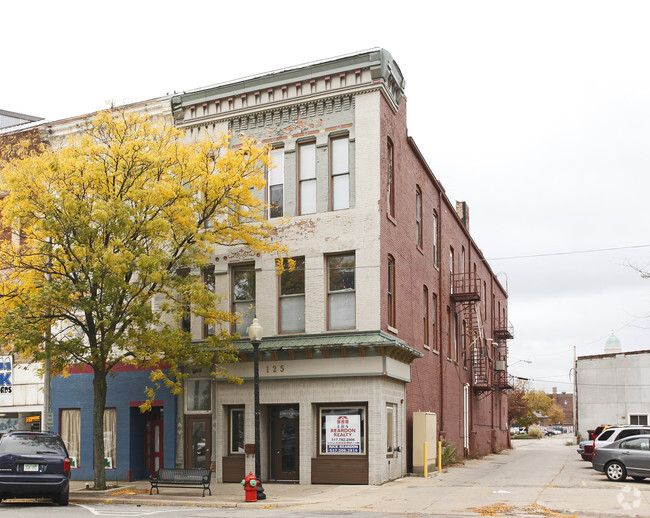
left=217, top=243, right=650, bottom=273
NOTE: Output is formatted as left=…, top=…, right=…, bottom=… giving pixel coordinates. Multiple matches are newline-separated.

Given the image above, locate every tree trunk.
left=92, top=368, right=108, bottom=490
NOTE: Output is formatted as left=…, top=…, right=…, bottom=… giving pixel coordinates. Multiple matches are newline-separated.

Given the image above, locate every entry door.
left=184, top=415, right=212, bottom=469
left=144, top=407, right=163, bottom=475
left=270, top=407, right=299, bottom=481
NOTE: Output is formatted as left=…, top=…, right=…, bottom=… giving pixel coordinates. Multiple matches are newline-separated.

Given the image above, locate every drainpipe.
left=438, top=191, right=444, bottom=438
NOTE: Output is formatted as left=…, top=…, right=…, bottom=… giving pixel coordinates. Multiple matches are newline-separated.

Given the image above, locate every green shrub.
left=441, top=440, right=458, bottom=466
left=528, top=427, right=543, bottom=439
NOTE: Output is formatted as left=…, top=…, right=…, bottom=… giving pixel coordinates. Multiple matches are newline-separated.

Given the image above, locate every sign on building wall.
left=325, top=415, right=361, bottom=453
left=0, top=356, right=13, bottom=407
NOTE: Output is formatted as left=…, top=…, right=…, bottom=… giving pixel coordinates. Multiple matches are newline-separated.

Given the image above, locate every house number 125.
left=265, top=365, right=285, bottom=373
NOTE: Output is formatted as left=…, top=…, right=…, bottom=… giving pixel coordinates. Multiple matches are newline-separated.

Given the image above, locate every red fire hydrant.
left=241, top=472, right=258, bottom=502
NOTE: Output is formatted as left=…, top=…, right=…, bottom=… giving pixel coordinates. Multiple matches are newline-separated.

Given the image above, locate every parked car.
left=594, top=426, right=650, bottom=451
left=591, top=434, right=650, bottom=482
left=0, top=431, right=71, bottom=505
left=578, top=425, right=611, bottom=461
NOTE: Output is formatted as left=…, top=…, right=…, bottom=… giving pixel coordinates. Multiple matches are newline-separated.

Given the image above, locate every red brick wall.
left=378, top=95, right=510, bottom=467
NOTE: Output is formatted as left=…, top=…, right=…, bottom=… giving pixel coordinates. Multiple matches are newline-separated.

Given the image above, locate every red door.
left=144, top=407, right=164, bottom=475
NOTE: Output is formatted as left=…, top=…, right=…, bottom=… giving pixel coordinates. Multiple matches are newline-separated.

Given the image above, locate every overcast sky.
left=4, top=1, right=649, bottom=393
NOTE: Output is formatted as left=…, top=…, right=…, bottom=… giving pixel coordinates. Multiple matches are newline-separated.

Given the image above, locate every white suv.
left=593, top=426, right=650, bottom=451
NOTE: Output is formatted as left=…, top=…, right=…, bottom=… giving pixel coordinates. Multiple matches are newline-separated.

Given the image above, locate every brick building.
left=547, top=387, right=574, bottom=431
left=0, top=49, right=513, bottom=484
left=172, top=48, right=513, bottom=484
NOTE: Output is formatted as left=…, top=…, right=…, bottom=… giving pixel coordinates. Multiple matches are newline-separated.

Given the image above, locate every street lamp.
left=247, top=318, right=266, bottom=500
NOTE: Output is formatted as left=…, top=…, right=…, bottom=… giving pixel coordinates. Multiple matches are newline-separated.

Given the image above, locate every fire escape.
left=493, top=317, right=514, bottom=390
left=451, top=272, right=514, bottom=393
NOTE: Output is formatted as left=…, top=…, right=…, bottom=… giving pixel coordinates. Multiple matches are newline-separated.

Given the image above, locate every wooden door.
left=270, top=413, right=299, bottom=481
left=144, top=407, right=163, bottom=475
left=184, top=415, right=212, bottom=469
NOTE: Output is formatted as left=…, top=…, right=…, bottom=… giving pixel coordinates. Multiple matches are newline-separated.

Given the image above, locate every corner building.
left=174, top=49, right=513, bottom=484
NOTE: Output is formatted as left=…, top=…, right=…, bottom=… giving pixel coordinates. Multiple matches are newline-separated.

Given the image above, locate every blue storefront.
left=51, top=366, right=176, bottom=481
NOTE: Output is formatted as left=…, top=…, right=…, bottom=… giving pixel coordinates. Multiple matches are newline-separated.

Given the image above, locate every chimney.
left=456, top=201, right=469, bottom=230
left=552, top=387, right=557, bottom=400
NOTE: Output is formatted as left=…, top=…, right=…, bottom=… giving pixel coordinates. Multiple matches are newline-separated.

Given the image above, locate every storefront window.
left=103, top=408, right=116, bottom=469
left=230, top=408, right=245, bottom=454
left=387, top=404, right=396, bottom=453
left=60, top=409, right=80, bottom=468
left=186, top=379, right=211, bottom=412
left=320, top=406, right=366, bottom=455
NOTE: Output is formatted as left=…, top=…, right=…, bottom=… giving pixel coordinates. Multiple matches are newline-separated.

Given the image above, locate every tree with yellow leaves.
left=0, top=109, right=285, bottom=490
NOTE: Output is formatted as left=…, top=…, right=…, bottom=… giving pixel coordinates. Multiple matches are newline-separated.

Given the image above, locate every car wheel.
left=632, top=476, right=646, bottom=482
left=605, top=461, right=627, bottom=482
left=55, top=487, right=69, bottom=506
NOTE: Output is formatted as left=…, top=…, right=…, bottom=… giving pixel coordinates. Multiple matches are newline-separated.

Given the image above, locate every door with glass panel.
left=144, top=407, right=163, bottom=475
left=184, top=415, right=212, bottom=469
left=270, top=406, right=299, bottom=481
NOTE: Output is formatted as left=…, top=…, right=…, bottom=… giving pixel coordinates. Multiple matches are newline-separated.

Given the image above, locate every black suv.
left=0, top=431, right=71, bottom=505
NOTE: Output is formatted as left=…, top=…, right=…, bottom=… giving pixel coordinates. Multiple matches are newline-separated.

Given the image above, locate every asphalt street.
left=2, top=434, right=649, bottom=517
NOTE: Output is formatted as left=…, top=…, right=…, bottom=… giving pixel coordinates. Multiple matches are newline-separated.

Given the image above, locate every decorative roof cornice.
left=172, top=48, right=405, bottom=127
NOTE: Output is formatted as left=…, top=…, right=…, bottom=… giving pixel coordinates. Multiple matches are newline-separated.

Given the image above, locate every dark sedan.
left=591, top=434, right=650, bottom=482
left=0, top=431, right=71, bottom=505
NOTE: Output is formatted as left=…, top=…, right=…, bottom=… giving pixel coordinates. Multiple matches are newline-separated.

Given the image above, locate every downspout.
left=438, top=190, right=444, bottom=439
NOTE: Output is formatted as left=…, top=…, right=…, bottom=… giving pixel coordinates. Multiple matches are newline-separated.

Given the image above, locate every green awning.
left=233, top=331, right=422, bottom=360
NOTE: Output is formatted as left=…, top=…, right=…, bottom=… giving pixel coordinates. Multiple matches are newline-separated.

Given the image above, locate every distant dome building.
left=604, top=332, right=622, bottom=354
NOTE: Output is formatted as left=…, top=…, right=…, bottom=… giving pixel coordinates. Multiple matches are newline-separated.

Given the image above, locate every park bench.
left=149, top=468, right=212, bottom=497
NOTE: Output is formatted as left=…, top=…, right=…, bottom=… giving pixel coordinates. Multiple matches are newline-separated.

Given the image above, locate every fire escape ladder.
left=468, top=301, right=491, bottom=392
left=494, top=340, right=510, bottom=390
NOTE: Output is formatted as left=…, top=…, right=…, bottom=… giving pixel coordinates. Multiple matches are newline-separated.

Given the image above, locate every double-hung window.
left=327, top=253, right=355, bottom=330
left=299, top=142, right=317, bottom=215
left=387, top=255, right=395, bottom=328
left=232, top=265, right=255, bottom=335
left=387, top=139, right=395, bottom=217
left=268, top=147, right=284, bottom=218
left=203, top=265, right=215, bottom=337
left=423, top=286, right=429, bottom=348
left=416, top=188, right=422, bottom=248
left=178, top=267, right=191, bottom=333
left=330, top=136, right=349, bottom=210
left=432, top=293, right=438, bottom=351
left=432, top=211, right=438, bottom=267
left=279, top=257, right=305, bottom=333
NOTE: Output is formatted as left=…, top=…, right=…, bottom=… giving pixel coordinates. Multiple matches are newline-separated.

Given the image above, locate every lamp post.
left=247, top=318, right=266, bottom=500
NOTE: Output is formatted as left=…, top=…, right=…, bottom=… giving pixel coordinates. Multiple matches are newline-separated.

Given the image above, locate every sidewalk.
left=70, top=478, right=345, bottom=509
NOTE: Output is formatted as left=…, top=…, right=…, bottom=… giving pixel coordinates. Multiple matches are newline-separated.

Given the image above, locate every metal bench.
left=149, top=468, right=212, bottom=497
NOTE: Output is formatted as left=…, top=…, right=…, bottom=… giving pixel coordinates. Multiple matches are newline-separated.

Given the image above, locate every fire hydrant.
left=241, top=472, right=258, bottom=502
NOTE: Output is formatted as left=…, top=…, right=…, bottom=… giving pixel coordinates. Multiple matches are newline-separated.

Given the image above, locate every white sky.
left=4, top=0, right=650, bottom=394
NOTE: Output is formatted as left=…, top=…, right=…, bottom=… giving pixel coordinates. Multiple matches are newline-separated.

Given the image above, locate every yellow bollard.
left=423, top=441, right=428, bottom=478
left=438, top=441, right=442, bottom=472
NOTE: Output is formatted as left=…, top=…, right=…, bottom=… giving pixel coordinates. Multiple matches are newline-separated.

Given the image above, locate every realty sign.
left=0, top=356, right=13, bottom=407
left=325, top=415, right=361, bottom=453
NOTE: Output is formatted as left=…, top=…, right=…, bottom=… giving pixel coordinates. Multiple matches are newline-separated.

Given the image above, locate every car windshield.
left=597, top=429, right=615, bottom=441
left=0, top=435, right=65, bottom=455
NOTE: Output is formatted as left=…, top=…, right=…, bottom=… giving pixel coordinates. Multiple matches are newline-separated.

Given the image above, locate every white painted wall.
left=576, top=351, right=650, bottom=438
